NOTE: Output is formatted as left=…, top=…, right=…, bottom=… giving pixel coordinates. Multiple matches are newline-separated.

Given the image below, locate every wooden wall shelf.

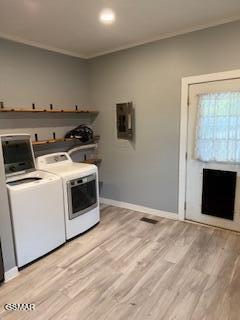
left=0, top=108, right=98, bottom=114
left=32, top=138, right=73, bottom=146
left=32, top=136, right=100, bottom=146
left=83, top=158, right=102, bottom=166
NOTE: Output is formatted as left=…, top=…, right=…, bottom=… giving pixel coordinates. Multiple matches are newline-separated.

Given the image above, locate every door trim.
left=178, top=69, right=240, bottom=221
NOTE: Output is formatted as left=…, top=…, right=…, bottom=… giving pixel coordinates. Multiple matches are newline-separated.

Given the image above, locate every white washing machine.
left=36, top=152, right=100, bottom=240
left=1, top=134, right=65, bottom=267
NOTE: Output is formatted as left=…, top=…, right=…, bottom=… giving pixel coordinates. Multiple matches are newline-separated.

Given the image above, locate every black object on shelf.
left=65, top=125, right=93, bottom=143
left=0, top=240, right=4, bottom=283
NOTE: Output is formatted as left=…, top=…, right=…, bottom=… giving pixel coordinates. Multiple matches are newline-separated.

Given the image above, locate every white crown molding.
left=4, top=266, right=19, bottom=282
left=0, top=32, right=87, bottom=59
left=100, top=197, right=177, bottom=220
left=0, top=15, right=240, bottom=59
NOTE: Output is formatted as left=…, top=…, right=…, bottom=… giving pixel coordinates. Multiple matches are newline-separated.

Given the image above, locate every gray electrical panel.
left=116, top=102, right=134, bottom=140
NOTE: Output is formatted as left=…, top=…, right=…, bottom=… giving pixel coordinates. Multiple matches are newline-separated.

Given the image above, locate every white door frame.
left=178, top=69, right=240, bottom=221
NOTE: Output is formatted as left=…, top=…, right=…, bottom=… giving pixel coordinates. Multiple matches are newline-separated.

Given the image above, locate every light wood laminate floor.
left=1, top=206, right=240, bottom=320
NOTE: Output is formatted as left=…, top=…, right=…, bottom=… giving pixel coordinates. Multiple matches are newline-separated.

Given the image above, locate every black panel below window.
left=201, top=169, right=236, bottom=220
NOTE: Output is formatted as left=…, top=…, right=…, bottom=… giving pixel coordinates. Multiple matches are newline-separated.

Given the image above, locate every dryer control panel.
left=46, top=154, right=69, bottom=164
left=36, top=152, right=72, bottom=169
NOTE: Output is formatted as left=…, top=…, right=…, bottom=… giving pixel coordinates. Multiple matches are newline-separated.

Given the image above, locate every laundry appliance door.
left=67, top=174, right=97, bottom=220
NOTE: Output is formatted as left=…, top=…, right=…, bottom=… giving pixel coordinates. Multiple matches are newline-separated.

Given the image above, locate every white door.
left=186, top=78, right=240, bottom=232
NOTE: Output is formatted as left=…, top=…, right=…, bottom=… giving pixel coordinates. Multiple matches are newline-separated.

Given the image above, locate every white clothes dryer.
left=36, top=152, right=100, bottom=240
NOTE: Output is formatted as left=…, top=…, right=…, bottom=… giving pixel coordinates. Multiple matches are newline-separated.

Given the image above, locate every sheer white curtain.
left=195, top=91, right=240, bottom=163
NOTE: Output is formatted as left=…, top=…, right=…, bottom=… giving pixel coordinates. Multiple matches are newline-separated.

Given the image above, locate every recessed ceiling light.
left=99, top=9, right=115, bottom=24
left=24, top=0, right=39, bottom=12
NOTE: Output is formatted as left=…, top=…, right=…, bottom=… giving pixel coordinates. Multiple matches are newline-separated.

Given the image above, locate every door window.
left=195, top=91, right=240, bottom=163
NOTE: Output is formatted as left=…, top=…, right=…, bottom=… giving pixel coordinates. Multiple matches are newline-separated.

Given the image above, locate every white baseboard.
left=100, top=197, right=177, bottom=220
left=4, top=266, right=19, bottom=282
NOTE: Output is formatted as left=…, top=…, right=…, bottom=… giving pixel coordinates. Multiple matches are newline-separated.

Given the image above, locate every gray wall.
left=88, top=20, right=240, bottom=213
left=0, top=38, right=90, bottom=272
left=0, top=38, right=91, bottom=142
left=0, top=38, right=89, bottom=108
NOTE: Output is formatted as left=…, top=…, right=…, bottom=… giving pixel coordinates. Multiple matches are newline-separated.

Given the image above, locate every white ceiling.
left=0, top=0, right=240, bottom=58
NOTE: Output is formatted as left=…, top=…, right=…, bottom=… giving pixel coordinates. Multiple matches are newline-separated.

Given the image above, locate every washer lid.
left=41, top=162, right=96, bottom=178
left=1, top=134, right=36, bottom=178
left=6, top=170, right=61, bottom=187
